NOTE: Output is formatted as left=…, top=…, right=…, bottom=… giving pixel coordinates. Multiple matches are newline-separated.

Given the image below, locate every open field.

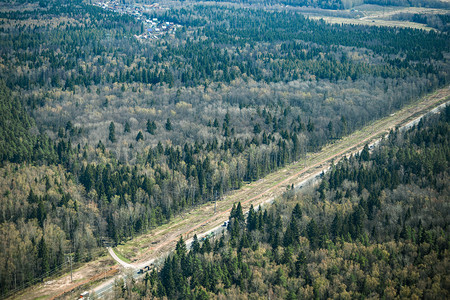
left=307, top=5, right=449, bottom=30
left=13, top=85, right=449, bottom=300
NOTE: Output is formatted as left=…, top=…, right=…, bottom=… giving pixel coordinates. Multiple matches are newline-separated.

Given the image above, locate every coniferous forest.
left=0, top=0, right=448, bottom=296
left=127, top=106, right=450, bottom=299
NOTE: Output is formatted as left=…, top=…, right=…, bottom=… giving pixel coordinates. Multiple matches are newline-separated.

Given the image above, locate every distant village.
left=93, top=1, right=182, bottom=40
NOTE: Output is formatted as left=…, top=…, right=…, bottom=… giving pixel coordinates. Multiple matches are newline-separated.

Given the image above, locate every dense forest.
left=124, top=106, right=450, bottom=299
left=0, top=0, right=448, bottom=296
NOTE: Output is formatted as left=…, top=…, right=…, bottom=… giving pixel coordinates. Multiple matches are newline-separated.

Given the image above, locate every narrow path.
left=107, top=247, right=135, bottom=269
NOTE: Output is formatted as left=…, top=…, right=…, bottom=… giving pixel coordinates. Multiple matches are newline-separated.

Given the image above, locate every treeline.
left=192, top=0, right=348, bottom=10
left=391, top=13, right=450, bottom=33
left=365, top=0, right=450, bottom=9
left=190, top=0, right=450, bottom=10
left=192, top=0, right=347, bottom=10
left=125, top=106, right=450, bottom=299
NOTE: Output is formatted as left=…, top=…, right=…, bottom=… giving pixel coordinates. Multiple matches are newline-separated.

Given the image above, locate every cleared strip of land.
left=306, top=6, right=449, bottom=30
left=16, top=85, right=449, bottom=299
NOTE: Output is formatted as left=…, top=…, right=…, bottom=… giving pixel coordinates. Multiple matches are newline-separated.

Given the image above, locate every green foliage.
left=133, top=111, right=450, bottom=299
left=0, top=81, right=33, bottom=163
left=146, top=120, right=157, bottom=135
left=136, top=131, right=144, bottom=141
left=165, top=118, right=172, bottom=131
left=0, top=2, right=449, bottom=296
left=0, top=164, right=98, bottom=296
left=109, top=122, right=116, bottom=143
left=0, top=82, right=57, bottom=164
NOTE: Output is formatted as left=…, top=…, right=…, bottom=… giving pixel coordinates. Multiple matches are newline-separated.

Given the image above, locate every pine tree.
left=37, top=200, right=46, bottom=227
left=124, top=121, right=131, bottom=133
left=341, top=115, right=348, bottom=135
left=230, top=202, right=244, bottom=223
left=361, top=144, right=370, bottom=161
left=176, top=236, right=187, bottom=258
left=307, top=118, right=314, bottom=132
left=147, top=119, right=156, bottom=134
left=191, top=234, right=200, bottom=254
left=307, top=218, right=319, bottom=249
left=295, top=251, right=306, bottom=277
left=38, top=237, right=50, bottom=276
left=283, top=217, right=299, bottom=247
left=109, top=121, right=116, bottom=143
left=247, top=204, right=257, bottom=231
left=165, top=118, right=172, bottom=131
left=97, top=140, right=105, bottom=152
left=292, top=204, right=303, bottom=220
left=328, top=121, right=334, bottom=138
left=136, top=131, right=144, bottom=141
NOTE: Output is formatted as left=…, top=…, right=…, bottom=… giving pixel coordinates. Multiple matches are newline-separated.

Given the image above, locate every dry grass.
left=308, top=15, right=432, bottom=30
left=307, top=6, right=449, bottom=30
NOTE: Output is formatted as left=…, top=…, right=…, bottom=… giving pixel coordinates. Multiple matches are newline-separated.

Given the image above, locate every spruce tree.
left=124, top=121, right=130, bottom=133
left=191, top=234, right=200, bottom=254
left=176, top=236, right=187, bottom=258
left=147, top=119, right=156, bottom=134
left=136, top=131, right=144, bottom=141
left=38, top=237, right=50, bottom=276
left=165, top=118, right=172, bottom=131
left=109, top=121, right=116, bottom=143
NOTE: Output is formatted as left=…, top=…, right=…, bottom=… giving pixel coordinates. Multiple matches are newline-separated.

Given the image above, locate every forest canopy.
left=0, top=0, right=448, bottom=296
left=125, top=106, right=450, bottom=299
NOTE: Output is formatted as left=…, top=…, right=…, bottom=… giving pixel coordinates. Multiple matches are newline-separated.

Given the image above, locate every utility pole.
left=214, top=190, right=217, bottom=214
left=102, top=239, right=106, bottom=280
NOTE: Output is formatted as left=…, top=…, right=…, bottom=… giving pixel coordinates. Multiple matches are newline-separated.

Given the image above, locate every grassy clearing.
left=32, top=296, right=49, bottom=300
left=112, top=248, right=131, bottom=264
left=306, top=5, right=449, bottom=30
left=309, top=15, right=432, bottom=30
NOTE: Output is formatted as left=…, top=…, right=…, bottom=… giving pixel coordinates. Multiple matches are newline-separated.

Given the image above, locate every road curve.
left=107, top=247, right=136, bottom=269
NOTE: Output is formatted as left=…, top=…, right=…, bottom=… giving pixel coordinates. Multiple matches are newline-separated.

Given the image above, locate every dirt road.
left=107, top=248, right=135, bottom=269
